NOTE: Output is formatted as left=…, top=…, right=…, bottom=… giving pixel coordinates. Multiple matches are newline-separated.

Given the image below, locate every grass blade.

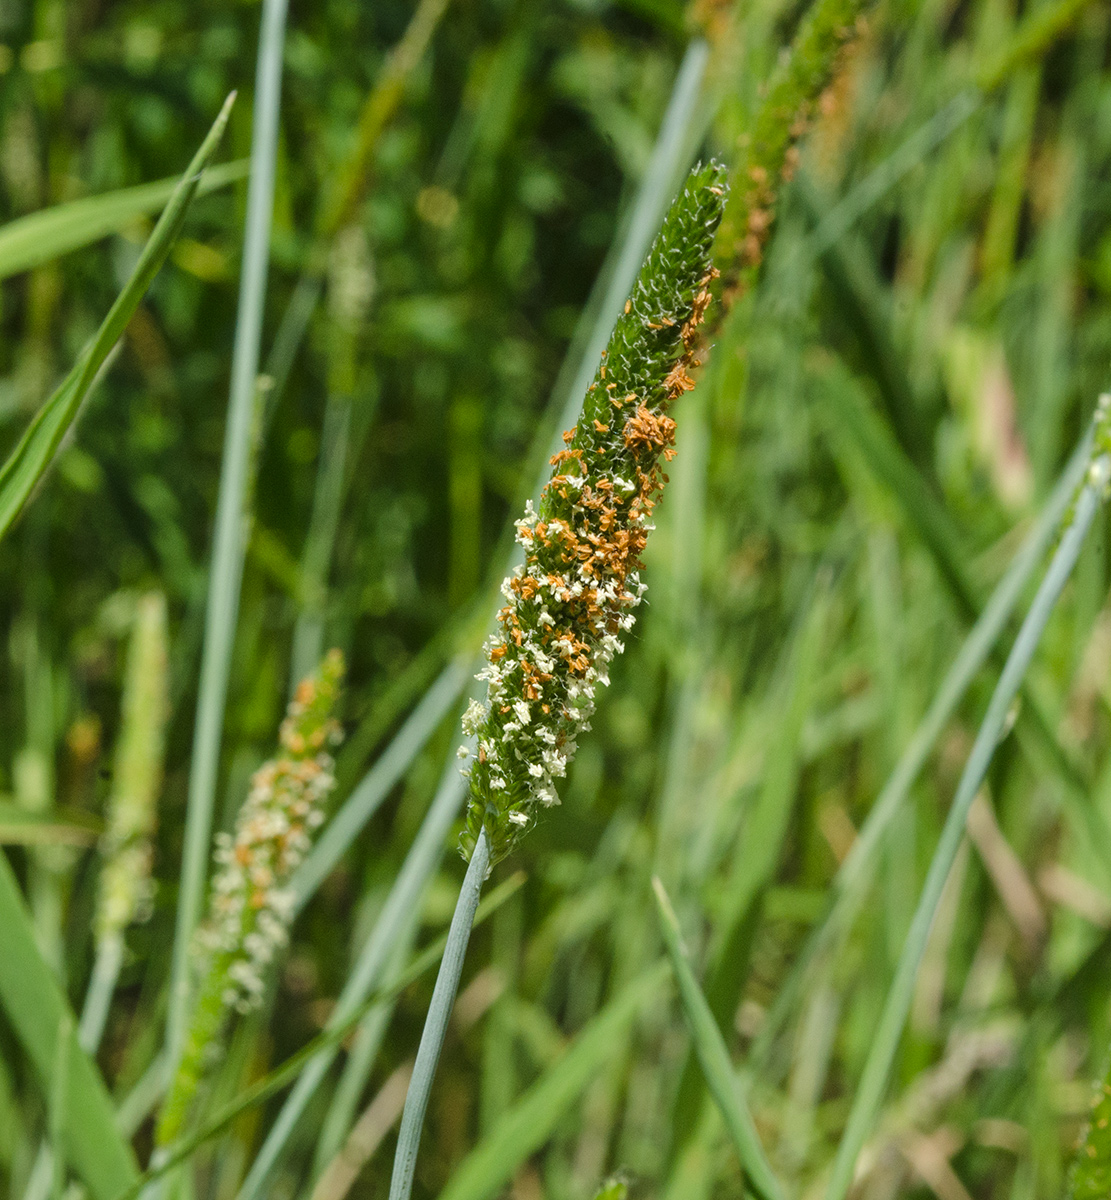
left=0, top=95, right=234, bottom=543
left=0, top=160, right=246, bottom=282
left=825, top=406, right=1111, bottom=1200
left=438, top=961, right=670, bottom=1200
left=653, top=878, right=785, bottom=1200
left=388, top=829, right=490, bottom=1200
left=165, top=0, right=289, bottom=1076
left=0, top=852, right=138, bottom=1200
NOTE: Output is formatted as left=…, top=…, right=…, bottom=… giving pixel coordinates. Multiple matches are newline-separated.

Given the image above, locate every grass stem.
left=388, top=829, right=490, bottom=1200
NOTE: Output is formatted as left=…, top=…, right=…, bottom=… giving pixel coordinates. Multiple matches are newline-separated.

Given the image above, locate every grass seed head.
left=459, top=162, right=728, bottom=864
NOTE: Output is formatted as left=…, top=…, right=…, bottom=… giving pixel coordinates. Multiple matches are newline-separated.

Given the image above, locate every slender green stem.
left=165, top=0, right=290, bottom=1075
left=388, top=829, right=490, bottom=1200
left=825, top=444, right=1111, bottom=1200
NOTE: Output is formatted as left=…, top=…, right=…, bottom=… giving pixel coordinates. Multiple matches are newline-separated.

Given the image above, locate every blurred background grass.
left=3, top=0, right=1111, bottom=1197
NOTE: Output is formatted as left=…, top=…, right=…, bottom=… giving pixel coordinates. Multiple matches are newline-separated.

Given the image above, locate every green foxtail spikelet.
left=156, top=649, right=345, bottom=1145
left=95, top=591, right=169, bottom=946
left=459, top=162, right=727, bottom=865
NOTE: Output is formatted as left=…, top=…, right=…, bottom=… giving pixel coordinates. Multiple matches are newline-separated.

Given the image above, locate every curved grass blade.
left=653, top=878, right=784, bottom=1200
left=0, top=852, right=138, bottom=1200
left=0, top=160, right=246, bottom=282
left=0, top=94, right=235, bottom=543
left=437, top=962, right=670, bottom=1200
left=825, top=403, right=1111, bottom=1200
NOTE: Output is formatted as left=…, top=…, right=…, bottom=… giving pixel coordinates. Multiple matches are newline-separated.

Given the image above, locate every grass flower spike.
left=157, top=649, right=345, bottom=1144
left=96, top=592, right=169, bottom=949
left=460, top=162, right=728, bottom=864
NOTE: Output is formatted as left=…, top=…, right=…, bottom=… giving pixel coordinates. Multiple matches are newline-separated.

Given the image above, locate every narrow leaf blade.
left=0, top=851, right=138, bottom=1200
left=653, top=878, right=785, bottom=1200
left=0, top=92, right=235, bottom=542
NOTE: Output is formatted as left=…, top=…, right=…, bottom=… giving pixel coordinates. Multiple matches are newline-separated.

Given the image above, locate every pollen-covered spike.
left=156, top=649, right=345, bottom=1147
left=459, top=162, right=728, bottom=864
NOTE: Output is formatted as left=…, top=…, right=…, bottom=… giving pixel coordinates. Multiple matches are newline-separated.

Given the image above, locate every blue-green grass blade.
left=388, top=830, right=491, bottom=1200
left=437, top=962, right=670, bottom=1200
left=0, top=160, right=246, bottom=282
left=0, top=852, right=139, bottom=1200
left=653, top=878, right=785, bottom=1200
left=825, top=416, right=1111, bottom=1200
left=0, top=94, right=234, bottom=543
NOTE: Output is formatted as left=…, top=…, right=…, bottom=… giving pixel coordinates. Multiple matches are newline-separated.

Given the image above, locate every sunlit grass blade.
left=653, top=878, right=784, bottom=1200
left=0, top=160, right=246, bottom=282
left=825, top=405, right=1111, bottom=1200
left=0, top=853, right=138, bottom=1200
left=317, top=0, right=453, bottom=238
left=0, top=94, right=234, bottom=543
left=437, top=961, right=670, bottom=1200
left=165, top=0, right=289, bottom=1078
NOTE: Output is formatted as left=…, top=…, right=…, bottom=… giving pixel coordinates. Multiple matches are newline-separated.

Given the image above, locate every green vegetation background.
left=4, top=0, right=1111, bottom=1197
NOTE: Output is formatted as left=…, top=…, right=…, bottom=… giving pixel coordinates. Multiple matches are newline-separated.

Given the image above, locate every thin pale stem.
left=388, top=830, right=490, bottom=1200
